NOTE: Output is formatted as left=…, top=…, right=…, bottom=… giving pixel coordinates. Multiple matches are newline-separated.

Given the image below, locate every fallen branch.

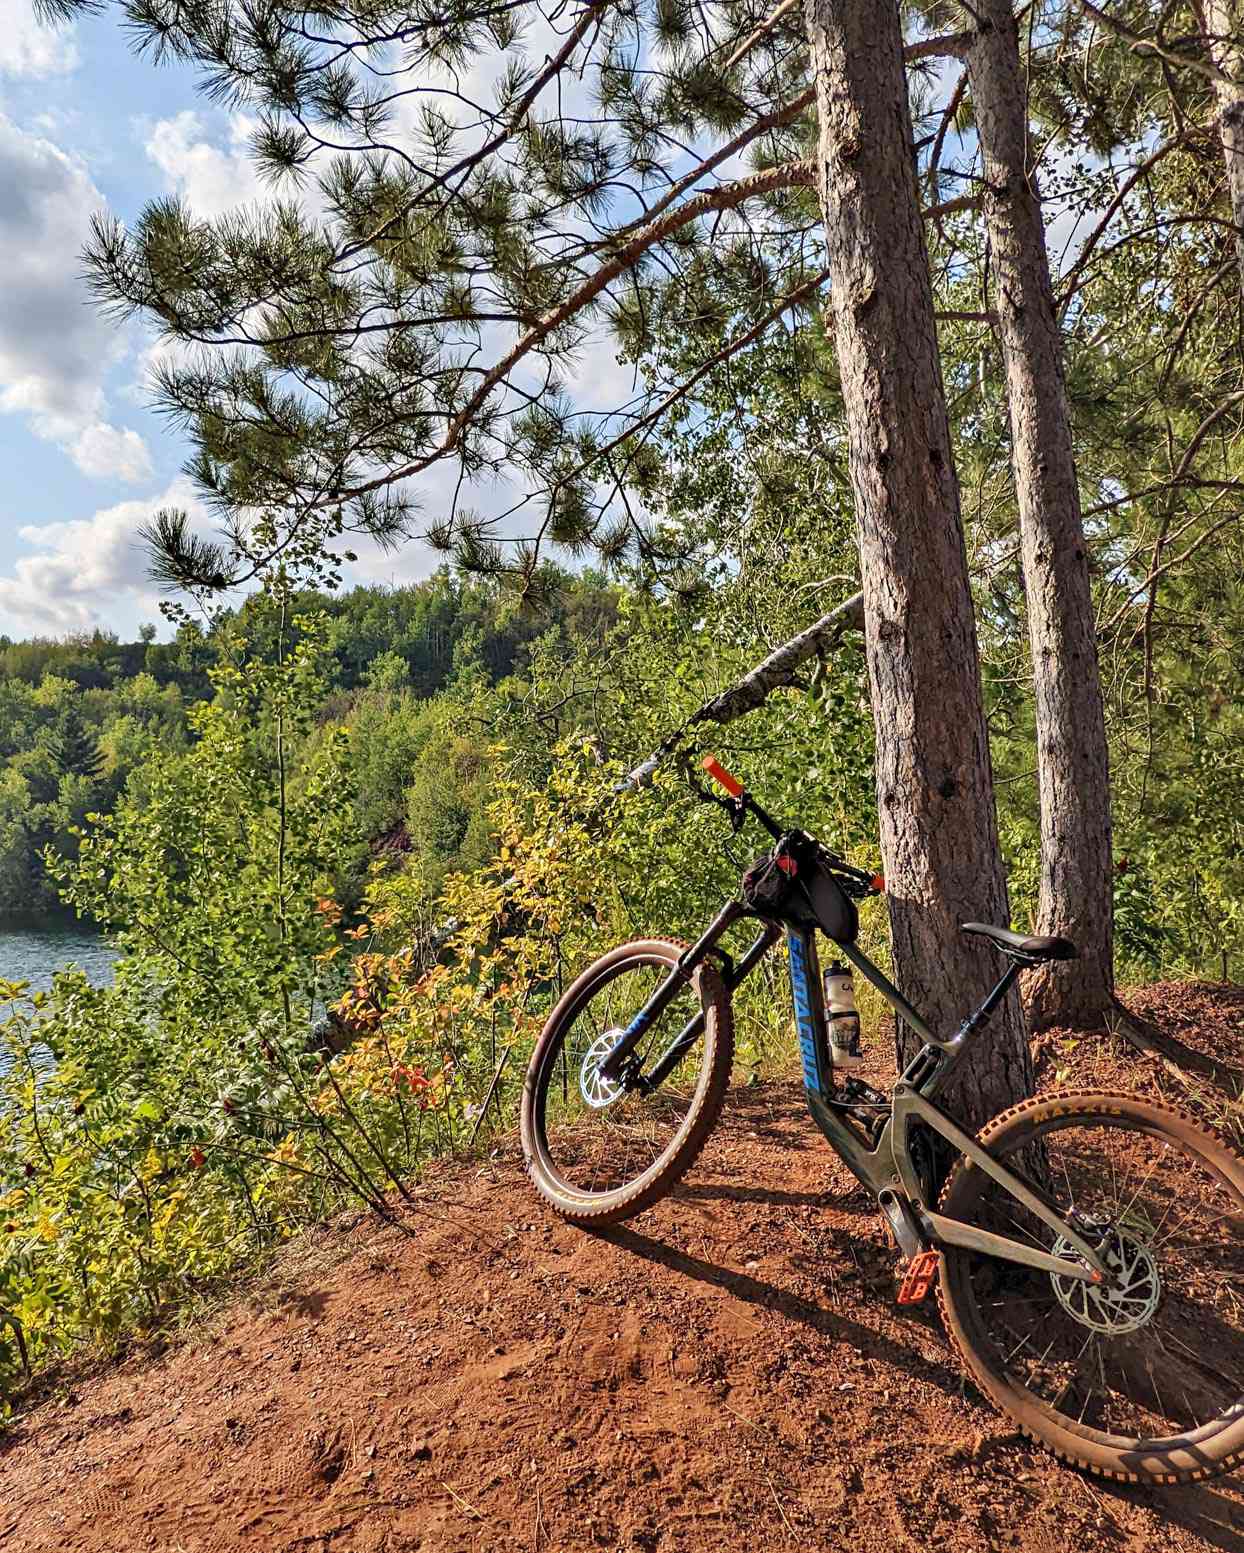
left=692, top=591, right=865, bottom=725
left=623, top=590, right=864, bottom=787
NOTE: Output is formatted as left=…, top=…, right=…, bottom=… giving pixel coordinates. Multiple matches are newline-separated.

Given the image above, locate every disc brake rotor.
left=579, top=1030, right=626, bottom=1110
left=1050, top=1225, right=1162, bottom=1336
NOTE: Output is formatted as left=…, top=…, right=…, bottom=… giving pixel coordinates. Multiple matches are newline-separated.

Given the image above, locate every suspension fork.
left=597, top=906, right=777, bottom=1085
left=642, top=922, right=782, bottom=1088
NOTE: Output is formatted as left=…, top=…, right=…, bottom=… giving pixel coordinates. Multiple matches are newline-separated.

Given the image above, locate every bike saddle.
left=961, top=922, right=1078, bottom=962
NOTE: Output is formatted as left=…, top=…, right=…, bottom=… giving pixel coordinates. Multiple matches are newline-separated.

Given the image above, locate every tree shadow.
left=597, top=1223, right=969, bottom=1404
left=274, top=1288, right=332, bottom=1320
left=1113, top=992, right=1244, bottom=1095
left=675, top=1181, right=877, bottom=1213
left=1098, top=1476, right=1244, bottom=1553
left=712, top=1085, right=851, bottom=1156
left=598, top=1222, right=1244, bottom=1546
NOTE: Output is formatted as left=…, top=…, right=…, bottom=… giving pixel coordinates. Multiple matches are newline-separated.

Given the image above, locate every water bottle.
left=824, top=962, right=863, bottom=1071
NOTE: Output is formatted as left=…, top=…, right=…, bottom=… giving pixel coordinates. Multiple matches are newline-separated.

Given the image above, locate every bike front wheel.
left=937, top=1090, right=1244, bottom=1484
left=520, top=938, right=733, bottom=1226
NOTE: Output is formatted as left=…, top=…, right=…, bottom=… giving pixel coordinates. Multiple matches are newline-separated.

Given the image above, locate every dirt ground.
left=3, top=982, right=1244, bottom=1553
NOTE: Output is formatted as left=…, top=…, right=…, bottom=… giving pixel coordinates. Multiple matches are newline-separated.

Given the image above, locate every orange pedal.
left=896, top=1249, right=940, bottom=1305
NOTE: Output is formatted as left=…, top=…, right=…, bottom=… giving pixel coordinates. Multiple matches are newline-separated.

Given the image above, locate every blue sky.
left=0, top=2, right=455, bottom=640
left=0, top=6, right=969, bottom=648
left=0, top=5, right=1114, bottom=645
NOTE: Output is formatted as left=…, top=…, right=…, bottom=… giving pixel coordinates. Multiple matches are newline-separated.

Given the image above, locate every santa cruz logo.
left=786, top=932, right=821, bottom=1092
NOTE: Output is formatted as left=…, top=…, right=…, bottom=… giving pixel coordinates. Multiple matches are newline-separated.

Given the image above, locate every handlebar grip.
left=701, top=755, right=744, bottom=798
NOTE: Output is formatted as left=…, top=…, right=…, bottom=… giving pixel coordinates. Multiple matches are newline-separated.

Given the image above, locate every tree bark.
left=805, top=0, right=1030, bottom=1129
left=1198, top=0, right=1244, bottom=297
left=965, top=1, right=1115, bottom=1032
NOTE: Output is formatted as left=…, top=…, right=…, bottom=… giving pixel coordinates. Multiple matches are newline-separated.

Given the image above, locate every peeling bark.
left=805, top=0, right=1029, bottom=1129
left=966, top=1, right=1115, bottom=1032
left=691, top=591, right=864, bottom=726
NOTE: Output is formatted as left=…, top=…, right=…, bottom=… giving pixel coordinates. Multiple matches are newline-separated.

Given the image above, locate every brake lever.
left=817, top=847, right=885, bottom=898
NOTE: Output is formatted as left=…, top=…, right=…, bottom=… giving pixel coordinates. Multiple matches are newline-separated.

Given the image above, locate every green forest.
left=1, top=0, right=1243, bottom=1455
left=0, top=569, right=618, bottom=913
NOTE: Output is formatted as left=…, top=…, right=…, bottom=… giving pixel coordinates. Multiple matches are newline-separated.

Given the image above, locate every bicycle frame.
left=599, top=896, right=1110, bottom=1285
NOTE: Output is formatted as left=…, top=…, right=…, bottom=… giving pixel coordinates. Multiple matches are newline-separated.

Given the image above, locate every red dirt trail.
left=3, top=983, right=1244, bottom=1553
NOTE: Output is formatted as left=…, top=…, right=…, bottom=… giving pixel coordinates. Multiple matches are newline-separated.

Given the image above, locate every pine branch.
left=1077, top=0, right=1237, bottom=88
left=334, top=158, right=816, bottom=502
left=616, top=87, right=817, bottom=237
left=722, top=0, right=802, bottom=72
left=335, top=0, right=612, bottom=266
left=31, top=0, right=100, bottom=18
left=139, top=508, right=235, bottom=592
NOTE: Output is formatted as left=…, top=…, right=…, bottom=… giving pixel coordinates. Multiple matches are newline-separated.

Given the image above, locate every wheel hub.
left=579, top=1030, right=626, bottom=1110
left=1050, top=1225, right=1162, bottom=1336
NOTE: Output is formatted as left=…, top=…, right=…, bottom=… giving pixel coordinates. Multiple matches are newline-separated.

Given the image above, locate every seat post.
left=951, top=961, right=1022, bottom=1048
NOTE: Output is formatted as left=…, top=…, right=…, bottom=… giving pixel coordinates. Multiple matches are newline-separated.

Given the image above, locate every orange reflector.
left=896, top=1249, right=940, bottom=1305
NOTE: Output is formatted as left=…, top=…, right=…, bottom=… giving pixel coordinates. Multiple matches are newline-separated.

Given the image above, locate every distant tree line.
left=0, top=567, right=619, bottom=911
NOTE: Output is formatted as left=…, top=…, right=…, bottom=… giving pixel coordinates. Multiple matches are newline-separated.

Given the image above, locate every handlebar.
left=701, top=754, right=884, bottom=896
left=700, top=754, right=783, bottom=839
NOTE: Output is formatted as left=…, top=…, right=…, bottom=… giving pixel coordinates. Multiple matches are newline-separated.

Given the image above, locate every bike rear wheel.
left=520, top=938, right=733, bottom=1226
left=937, top=1090, right=1244, bottom=1484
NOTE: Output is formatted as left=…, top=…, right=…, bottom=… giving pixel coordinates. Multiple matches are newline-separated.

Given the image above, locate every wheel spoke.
left=946, top=1104, right=1244, bottom=1458
left=534, top=953, right=716, bottom=1199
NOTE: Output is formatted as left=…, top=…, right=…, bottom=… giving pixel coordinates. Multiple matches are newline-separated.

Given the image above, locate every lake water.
left=0, top=917, right=118, bottom=995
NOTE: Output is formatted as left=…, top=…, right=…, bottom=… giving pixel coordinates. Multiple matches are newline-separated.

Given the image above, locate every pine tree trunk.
left=1199, top=0, right=1244, bottom=297
left=805, top=0, right=1030, bottom=1130
left=965, top=2, right=1115, bottom=1032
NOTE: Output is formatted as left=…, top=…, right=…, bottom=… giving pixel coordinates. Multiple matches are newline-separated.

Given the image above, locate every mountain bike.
left=520, top=757, right=1244, bottom=1485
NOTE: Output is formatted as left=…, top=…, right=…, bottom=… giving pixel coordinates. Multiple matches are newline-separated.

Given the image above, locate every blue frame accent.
left=785, top=928, right=822, bottom=1092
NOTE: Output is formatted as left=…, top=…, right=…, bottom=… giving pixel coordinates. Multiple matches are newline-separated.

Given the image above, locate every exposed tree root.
left=1108, top=991, right=1244, bottom=1095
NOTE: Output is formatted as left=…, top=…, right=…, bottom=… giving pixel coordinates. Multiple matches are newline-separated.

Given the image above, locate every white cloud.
left=70, top=421, right=155, bottom=483
left=0, top=478, right=207, bottom=634
left=0, top=475, right=455, bottom=636
left=0, top=2, right=79, bottom=79
left=0, top=114, right=152, bottom=481
left=121, top=330, right=190, bottom=407
left=142, top=110, right=270, bottom=219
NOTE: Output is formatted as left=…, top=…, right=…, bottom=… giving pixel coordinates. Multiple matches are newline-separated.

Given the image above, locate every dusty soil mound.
left=4, top=988, right=1244, bottom=1553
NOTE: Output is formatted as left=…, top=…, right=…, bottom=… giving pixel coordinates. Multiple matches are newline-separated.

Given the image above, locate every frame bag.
left=741, top=836, right=859, bottom=943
